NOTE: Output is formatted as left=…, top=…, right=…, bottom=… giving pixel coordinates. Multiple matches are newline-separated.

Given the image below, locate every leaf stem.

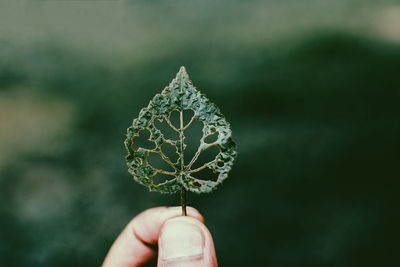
left=181, top=185, right=187, bottom=216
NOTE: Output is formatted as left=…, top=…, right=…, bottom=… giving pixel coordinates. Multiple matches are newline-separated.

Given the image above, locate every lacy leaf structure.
left=125, top=67, right=236, bottom=194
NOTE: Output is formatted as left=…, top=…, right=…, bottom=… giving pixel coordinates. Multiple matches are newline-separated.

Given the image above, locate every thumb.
left=158, top=216, right=218, bottom=267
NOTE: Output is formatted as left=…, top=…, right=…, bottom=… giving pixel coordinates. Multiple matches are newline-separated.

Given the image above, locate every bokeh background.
left=1, top=0, right=400, bottom=266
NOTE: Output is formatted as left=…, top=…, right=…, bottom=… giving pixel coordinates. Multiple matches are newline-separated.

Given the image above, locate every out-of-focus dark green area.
left=1, top=1, right=400, bottom=266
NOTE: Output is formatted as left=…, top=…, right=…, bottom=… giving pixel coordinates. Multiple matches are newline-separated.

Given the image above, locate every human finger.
left=157, top=216, right=218, bottom=267
left=102, top=206, right=204, bottom=267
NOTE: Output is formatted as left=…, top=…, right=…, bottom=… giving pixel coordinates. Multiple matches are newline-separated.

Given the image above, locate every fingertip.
left=158, top=216, right=217, bottom=267
left=187, top=206, right=205, bottom=223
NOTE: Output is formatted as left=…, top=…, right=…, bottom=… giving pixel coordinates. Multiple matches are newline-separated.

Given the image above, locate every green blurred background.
left=1, top=0, right=400, bottom=266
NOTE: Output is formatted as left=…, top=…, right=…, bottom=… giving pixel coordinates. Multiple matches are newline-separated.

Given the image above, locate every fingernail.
left=160, top=219, right=204, bottom=260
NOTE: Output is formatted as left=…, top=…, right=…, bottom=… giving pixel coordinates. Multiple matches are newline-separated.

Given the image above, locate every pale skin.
left=102, top=207, right=218, bottom=267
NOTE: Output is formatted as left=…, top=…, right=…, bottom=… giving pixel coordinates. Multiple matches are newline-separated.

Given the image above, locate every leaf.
left=125, top=67, right=237, bottom=194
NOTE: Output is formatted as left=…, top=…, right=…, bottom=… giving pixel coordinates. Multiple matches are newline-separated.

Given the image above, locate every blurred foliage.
left=1, top=1, right=400, bottom=266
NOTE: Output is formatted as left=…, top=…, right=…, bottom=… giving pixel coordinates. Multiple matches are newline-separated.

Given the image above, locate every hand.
left=102, top=206, right=218, bottom=267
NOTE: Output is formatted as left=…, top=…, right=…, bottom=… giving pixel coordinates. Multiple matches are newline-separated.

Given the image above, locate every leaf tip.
left=177, top=66, right=189, bottom=78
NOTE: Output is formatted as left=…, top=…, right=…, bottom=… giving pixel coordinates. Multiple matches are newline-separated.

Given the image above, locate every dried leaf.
left=125, top=67, right=237, bottom=193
